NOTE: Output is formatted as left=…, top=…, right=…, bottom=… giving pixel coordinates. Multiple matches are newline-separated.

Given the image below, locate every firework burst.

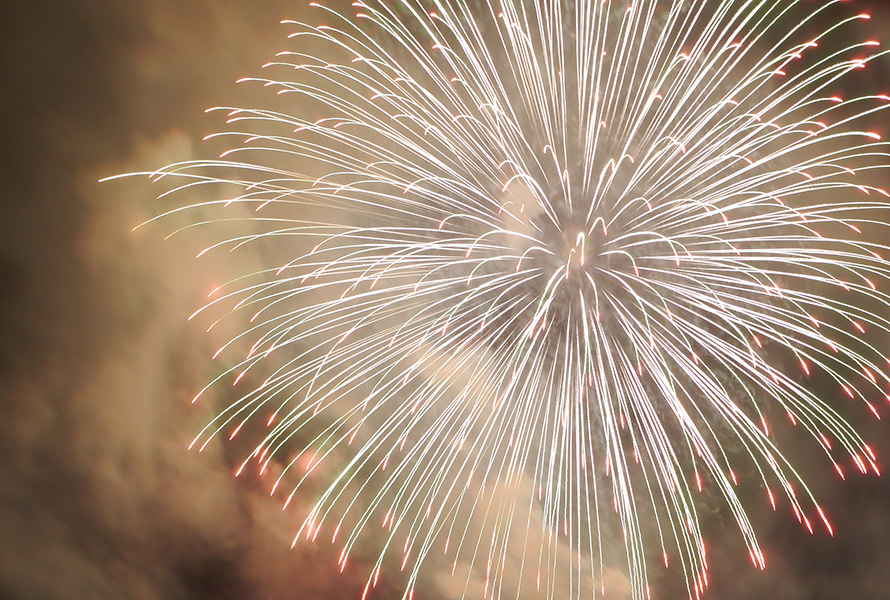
left=125, top=1, right=890, bottom=598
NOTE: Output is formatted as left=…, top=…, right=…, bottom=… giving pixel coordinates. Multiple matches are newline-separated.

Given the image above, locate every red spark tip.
left=835, top=462, right=846, bottom=480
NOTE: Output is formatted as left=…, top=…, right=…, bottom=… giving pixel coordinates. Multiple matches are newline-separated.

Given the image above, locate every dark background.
left=2, top=2, right=889, bottom=599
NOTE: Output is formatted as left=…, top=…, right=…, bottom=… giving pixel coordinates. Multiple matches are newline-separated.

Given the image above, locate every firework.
left=127, top=1, right=890, bottom=598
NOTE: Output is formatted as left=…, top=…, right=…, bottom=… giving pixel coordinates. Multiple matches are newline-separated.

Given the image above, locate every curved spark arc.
left=119, top=1, right=890, bottom=598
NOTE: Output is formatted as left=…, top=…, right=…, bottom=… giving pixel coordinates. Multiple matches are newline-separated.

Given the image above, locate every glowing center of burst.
left=527, top=215, right=610, bottom=327
left=554, top=223, right=606, bottom=282
left=569, top=231, right=587, bottom=268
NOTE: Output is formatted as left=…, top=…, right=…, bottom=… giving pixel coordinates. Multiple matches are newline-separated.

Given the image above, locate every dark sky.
left=2, top=2, right=890, bottom=599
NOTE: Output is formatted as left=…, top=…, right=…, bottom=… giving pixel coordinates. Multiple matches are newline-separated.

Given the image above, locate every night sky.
left=2, top=2, right=890, bottom=599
